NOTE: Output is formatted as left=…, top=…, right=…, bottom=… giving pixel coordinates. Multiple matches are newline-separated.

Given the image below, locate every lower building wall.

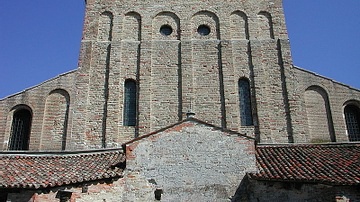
left=5, top=178, right=360, bottom=202
left=3, top=174, right=163, bottom=202
left=123, top=121, right=257, bottom=201
left=232, top=177, right=360, bottom=202
left=2, top=121, right=257, bottom=202
left=4, top=179, right=126, bottom=202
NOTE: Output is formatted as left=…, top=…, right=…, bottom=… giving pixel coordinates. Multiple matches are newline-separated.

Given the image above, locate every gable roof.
left=122, top=117, right=255, bottom=146
left=251, top=143, right=360, bottom=185
left=0, top=149, right=125, bottom=189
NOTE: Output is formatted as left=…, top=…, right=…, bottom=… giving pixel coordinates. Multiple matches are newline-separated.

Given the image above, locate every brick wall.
left=1, top=0, right=360, bottom=151
left=289, top=67, right=360, bottom=143
left=71, top=0, right=293, bottom=147
left=0, top=71, right=75, bottom=151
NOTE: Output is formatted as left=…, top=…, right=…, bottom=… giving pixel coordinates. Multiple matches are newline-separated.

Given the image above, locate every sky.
left=0, top=0, right=359, bottom=99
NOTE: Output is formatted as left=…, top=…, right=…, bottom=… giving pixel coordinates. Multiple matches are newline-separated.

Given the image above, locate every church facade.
left=1, top=0, right=359, bottom=201
left=1, top=0, right=360, bottom=151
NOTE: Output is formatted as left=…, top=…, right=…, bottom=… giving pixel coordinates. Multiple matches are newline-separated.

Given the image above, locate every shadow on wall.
left=231, top=175, right=358, bottom=202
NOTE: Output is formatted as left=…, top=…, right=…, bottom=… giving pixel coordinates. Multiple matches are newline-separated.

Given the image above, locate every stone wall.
left=123, top=120, right=256, bottom=201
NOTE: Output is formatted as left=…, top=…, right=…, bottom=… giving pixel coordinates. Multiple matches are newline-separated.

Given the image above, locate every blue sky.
left=0, top=0, right=359, bottom=99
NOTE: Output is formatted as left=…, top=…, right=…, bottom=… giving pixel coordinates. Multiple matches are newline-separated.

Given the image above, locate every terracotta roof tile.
left=0, top=149, right=125, bottom=189
left=251, top=143, right=360, bottom=185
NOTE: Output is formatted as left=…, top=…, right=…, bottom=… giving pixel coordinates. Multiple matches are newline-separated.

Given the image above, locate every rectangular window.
left=123, top=79, right=137, bottom=126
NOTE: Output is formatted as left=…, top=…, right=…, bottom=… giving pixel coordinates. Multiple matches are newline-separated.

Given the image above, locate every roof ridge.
left=0, top=148, right=124, bottom=157
left=257, top=142, right=360, bottom=148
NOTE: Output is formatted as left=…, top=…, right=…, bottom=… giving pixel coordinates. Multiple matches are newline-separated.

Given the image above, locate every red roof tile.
left=0, top=149, right=125, bottom=189
left=251, top=143, right=360, bottom=185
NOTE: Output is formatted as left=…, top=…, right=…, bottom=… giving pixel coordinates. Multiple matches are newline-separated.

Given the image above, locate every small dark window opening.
left=160, top=25, right=173, bottom=36
left=9, top=109, right=32, bottom=150
left=154, top=188, right=163, bottom=200
left=239, top=79, right=253, bottom=126
left=56, top=191, right=72, bottom=202
left=344, top=105, right=360, bottom=141
left=82, top=185, right=88, bottom=193
left=0, top=192, right=8, bottom=202
left=123, top=79, right=137, bottom=126
left=197, top=24, right=211, bottom=36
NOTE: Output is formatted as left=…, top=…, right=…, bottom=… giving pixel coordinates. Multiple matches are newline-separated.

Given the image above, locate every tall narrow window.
left=344, top=105, right=360, bottom=141
left=9, top=109, right=32, bottom=150
left=123, top=79, right=137, bottom=126
left=239, top=78, right=253, bottom=126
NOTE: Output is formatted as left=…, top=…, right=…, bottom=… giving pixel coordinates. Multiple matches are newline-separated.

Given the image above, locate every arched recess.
left=8, top=105, right=32, bottom=150
left=343, top=100, right=360, bottom=141
left=123, top=79, right=137, bottom=126
left=304, top=86, right=335, bottom=142
left=257, top=11, right=274, bottom=39
left=230, top=11, right=249, bottom=40
left=238, top=78, right=253, bottom=126
left=153, top=11, right=180, bottom=40
left=98, top=11, right=114, bottom=41
left=41, top=89, right=70, bottom=150
left=123, top=12, right=141, bottom=41
left=191, top=10, right=220, bottom=39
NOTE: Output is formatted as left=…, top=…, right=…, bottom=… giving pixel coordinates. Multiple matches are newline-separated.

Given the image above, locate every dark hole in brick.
left=154, top=188, right=163, bottom=200
left=56, top=191, right=72, bottom=202
left=148, top=178, right=157, bottom=185
left=82, top=185, right=88, bottom=193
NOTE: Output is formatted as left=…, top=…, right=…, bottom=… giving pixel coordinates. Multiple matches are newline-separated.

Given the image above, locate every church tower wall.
left=71, top=0, right=294, bottom=148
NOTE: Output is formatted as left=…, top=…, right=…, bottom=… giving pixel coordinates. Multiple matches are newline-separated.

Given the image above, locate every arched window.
left=239, top=78, right=253, bottom=126
left=9, top=108, right=32, bottom=150
left=344, top=104, right=360, bottom=141
left=123, top=79, right=137, bottom=126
